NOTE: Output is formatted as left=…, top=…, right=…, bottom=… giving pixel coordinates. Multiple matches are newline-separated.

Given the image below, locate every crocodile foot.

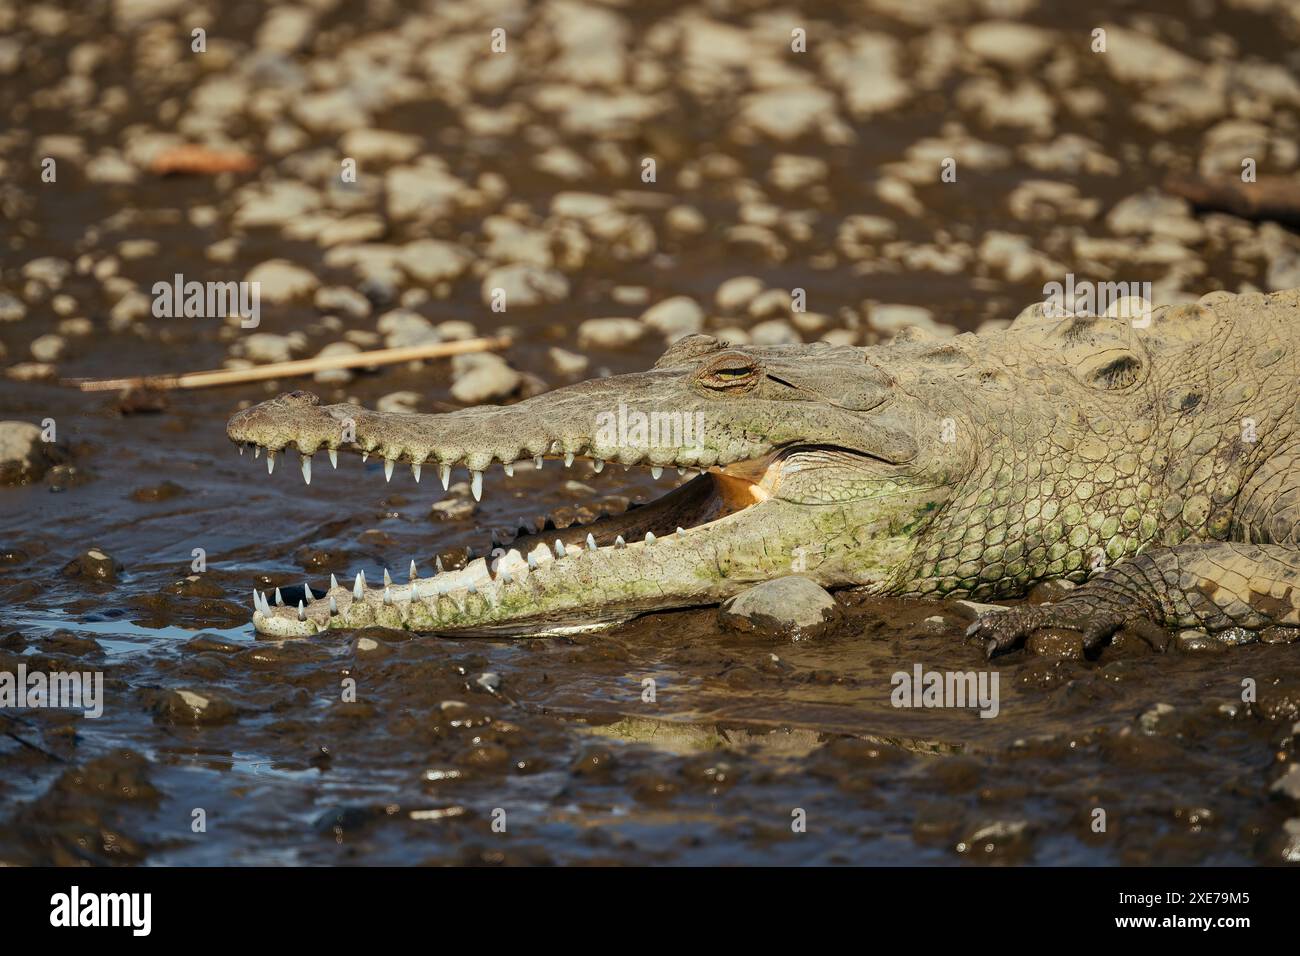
left=967, top=602, right=1131, bottom=659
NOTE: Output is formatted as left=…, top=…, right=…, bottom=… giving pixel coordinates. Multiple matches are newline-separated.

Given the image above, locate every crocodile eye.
left=696, top=352, right=760, bottom=391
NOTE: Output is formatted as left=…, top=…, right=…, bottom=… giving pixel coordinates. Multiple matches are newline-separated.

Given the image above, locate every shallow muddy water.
left=3, top=0, right=1300, bottom=865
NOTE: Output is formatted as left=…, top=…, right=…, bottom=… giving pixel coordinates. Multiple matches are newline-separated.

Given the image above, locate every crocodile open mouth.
left=228, top=394, right=787, bottom=637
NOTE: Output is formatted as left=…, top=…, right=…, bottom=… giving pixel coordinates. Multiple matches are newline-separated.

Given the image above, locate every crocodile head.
left=227, top=333, right=970, bottom=637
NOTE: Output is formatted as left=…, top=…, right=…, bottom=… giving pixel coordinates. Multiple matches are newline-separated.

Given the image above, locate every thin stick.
left=64, top=336, right=512, bottom=392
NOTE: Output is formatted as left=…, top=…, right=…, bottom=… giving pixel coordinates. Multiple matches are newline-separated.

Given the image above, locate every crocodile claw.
left=969, top=602, right=1129, bottom=658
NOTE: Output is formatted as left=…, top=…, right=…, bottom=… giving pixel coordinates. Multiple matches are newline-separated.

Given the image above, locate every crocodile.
left=227, top=288, right=1300, bottom=655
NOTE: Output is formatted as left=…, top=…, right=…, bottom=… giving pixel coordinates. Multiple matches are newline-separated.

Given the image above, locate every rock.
left=314, top=286, right=371, bottom=320
left=398, top=239, right=470, bottom=284
left=0, top=421, right=49, bottom=483
left=964, top=21, right=1054, bottom=67
left=1098, top=24, right=1199, bottom=86
left=640, top=295, right=704, bottom=340
left=152, top=688, right=236, bottom=725
left=233, top=181, right=320, bottom=229
left=240, top=332, right=299, bottom=364
left=547, top=347, right=589, bottom=377
left=577, top=317, right=644, bottom=349
left=340, top=128, right=421, bottom=165
left=376, top=391, right=421, bottom=414
left=293, top=89, right=370, bottom=134
left=1137, top=702, right=1176, bottom=735
left=376, top=309, right=440, bottom=349
left=481, top=264, right=569, bottom=307
left=738, top=86, right=841, bottom=141
left=1271, top=764, right=1300, bottom=802
left=1106, top=190, right=1203, bottom=242
left=312, top=341, right=361, bottom=384
left=435, top=320, right=478, bottom=340
left=0, top=293, right=25, bottom=322
left=29, top=333, right=66, bottom=362
left=246, top=259, right=319, bottom=303
left=1026, top=579, right=1076, bottom=604
left=749, top=319, right=800, bottom=345
left=949, top=600, right=1004, bottom=622
left=715, top=276, right=765, bottom=313
left=385, top=160, right=465, bottom=221
left=869, top=304, right=954, bottom=339
left=718, top=577, right=841, bottom=640
left=450, top=353, right=521, bottom=404
left=5, top=362, right=55, bottom=382
left=62, top=548, right=120, bottom=582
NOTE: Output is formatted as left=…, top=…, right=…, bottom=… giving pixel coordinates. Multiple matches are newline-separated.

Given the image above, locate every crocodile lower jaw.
left=237, top=437, right=782, bottom=638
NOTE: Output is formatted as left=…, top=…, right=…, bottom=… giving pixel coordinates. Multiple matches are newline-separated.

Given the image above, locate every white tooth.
left=615, top=535, right=625, bottom=549
left=383, top=568, right=392, bottom=587
left=301, top=454, right=312, bottom=484
left=274, top=587, right=284, bottom=606
left=535, top=455, right=543, bottom=469
left=467, top=581, right=478, bottom=595
left=504, top=461, right=514, bottom=477
left=593, top=459, right=604, bottom=473
left=652, top=466, right=663, bottom=479
left=267, top=452, right=276, bottom=475
left=330, top=573, right=339, bottom=591
left=412, top=462, right=422, bottom=483
left=501, top=569, right=513, bottom=584
left=329, top=595, right=338, bottom=615
left=554, top=539, right=566, bottom=558
left=328, top=448, right=338, bottom=469
left=527, top=552, right=538, bottom=570
left=361, top=451, right=369, bottom=463
left=677, top=527, right=686, bottom=536
left=435, top=556, right=445, bottom=574
left=471, top=470, right=483, bottom=501
left=564, top=452, right=574, bottom=467
left=677, top=467, right=686, bottom=477
left=359, top=570, right=367, bottom=589
left=645, top=532, right=656, bottom=545
left=255, top=446, right=261, bottom=459
left=252, top=590, right=260, bottom=612
left=239, top=445, right=245, bottom=456
left=586, top=533, right=597, bottom=551
left=304, top=582, right=314, bottom=601
left=409, top=560, right=418, bottom=581
left=384, top=587, right=392, bottom=606
left=353, top=573, right=364, bottom=600
left=297, top=600, right=305, bottom=621
left=440, top=463, right=451, bottom=490
left=384, top=458, right=395, bottom=482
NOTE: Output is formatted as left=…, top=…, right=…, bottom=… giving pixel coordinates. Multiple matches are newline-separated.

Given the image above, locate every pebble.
left=640, top=295, right=704, bottom=340
left=718, top=577, right=841, bottom=641
left=450, top=353, right=521, bottom=404
left=578, top=317, right=644, bottom=349
left=547, top=347, right=589, bottom=377
left=245, top=259, right=320, bottom=303
left=30, top=333, right=66, bottom=362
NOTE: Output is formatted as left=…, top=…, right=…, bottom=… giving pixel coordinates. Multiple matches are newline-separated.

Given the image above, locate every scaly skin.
left=227, top=289, right=1300, bottom=654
